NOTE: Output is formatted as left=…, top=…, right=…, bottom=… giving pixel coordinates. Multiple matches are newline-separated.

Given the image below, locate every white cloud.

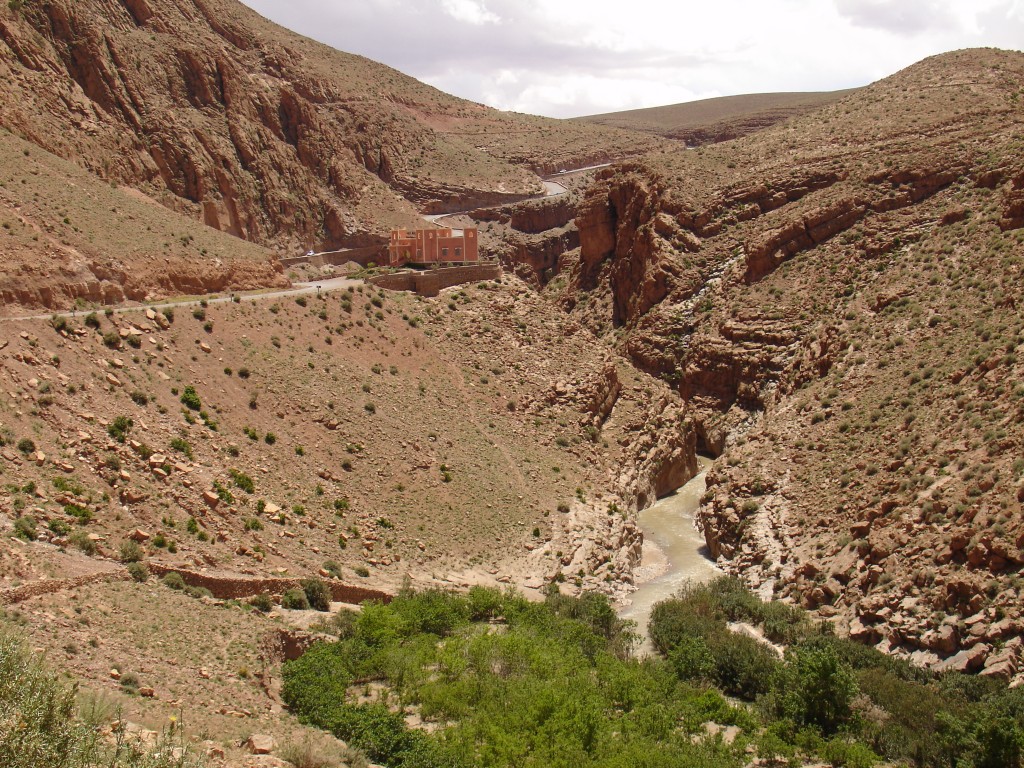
left=833, top=0, right=961, bottom=34
left=239, top=0, right=1024, bottom=118
left=440, top=0, right=500, bottom=25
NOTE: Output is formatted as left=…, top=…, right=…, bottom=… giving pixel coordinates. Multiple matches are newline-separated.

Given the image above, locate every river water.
left=618, top=456, right=719, bottom=652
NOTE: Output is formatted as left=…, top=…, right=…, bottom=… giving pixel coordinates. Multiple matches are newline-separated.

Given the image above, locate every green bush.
left=0, top=630, right=86, bottom=767
left=170, top=437, right=193, bottom=460
left=249, top=592, right=274, bottom=613
left=229, top=468, right=255, bottom=493
left=282, top=588, right=310, bottom=610
left=13, top=515, right=36, bottom=541
left=63, top=503, right=93, bottom=524
left=107, top=415, right=133, bottom=443
left=821, top=739, right=880, bottom=768
left=777, top=645, right=858, bottom=735
left=161, top=571, right=186, bottom=590
left=68, top=531, right=96, bottom=556
left=118, top=540, right=143, bottom=563
left=180, top=386, right=201, bottom=411
left=301, top=578, right=332, bottom=612
left=127, top=562, right=149, bottom=583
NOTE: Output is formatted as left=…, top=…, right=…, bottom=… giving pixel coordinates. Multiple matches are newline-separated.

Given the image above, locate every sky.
left=238, top=0, right=1024, bottom=118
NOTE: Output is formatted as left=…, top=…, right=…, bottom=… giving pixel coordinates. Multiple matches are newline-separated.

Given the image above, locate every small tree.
left=780, top=645, right=857, bottom=735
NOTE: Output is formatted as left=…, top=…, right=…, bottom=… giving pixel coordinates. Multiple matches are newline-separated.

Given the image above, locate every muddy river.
left=618, top=456, right=719, bottom=652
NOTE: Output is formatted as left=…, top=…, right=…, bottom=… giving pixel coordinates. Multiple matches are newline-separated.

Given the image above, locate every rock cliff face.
left=560, top=48, right=1024, bottom=678
left=0, top=0, right=661, bottom=263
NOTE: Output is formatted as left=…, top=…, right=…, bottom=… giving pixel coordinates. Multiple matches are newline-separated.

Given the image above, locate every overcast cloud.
left=239, top=0, right=1024, bottom=118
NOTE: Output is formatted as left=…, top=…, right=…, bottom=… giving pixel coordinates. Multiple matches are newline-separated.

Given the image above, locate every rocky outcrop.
left=616, top=398, right=699, bottom=511
left=744, top=198, right=866, bottom=282
left=1000, top=169, right=1024, bottom=231
left=505, top=227, right=580, bottom=287
left=0, top=256, right=286, bottom=310
left=574, top=169, right=687, bottom=326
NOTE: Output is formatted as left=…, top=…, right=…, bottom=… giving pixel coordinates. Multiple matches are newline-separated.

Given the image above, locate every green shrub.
left=13, top=515, right=36, bottom=541
left=119, top=672, right=139, bottom=694
left=777, top=645, right=858, bottom=735
left=0, top=631, right=87, bottom=767
left=249, top=593, right=273, bottom=613
left=68, top=531, right=96, bottom=556
left=63, top=503, right=93, bottom=524
left=102, top=331, right=121, bottom=348
left=119, top=540, right=143, bottom=563
left=127, top=562, right=149, bottom=583
left=185, top=586, right=213, bottom=600
left=301, top=578, right=332, bottom=612
left=229, top=468, right=255, bottom=493
left=170, top=437, right=193, bottom=459
left=129, top=391, right=148, bottom=406
left=16, top=438, right=35, bottom=455
left=161, top=571, right=186, bottom=590
left=180, top=386, right=201, bottom=411
left=821, top=739, right=880, bottom=768
left=281, top=588, right=310, bottom=611
left=107, top=415, right=133, bottom=443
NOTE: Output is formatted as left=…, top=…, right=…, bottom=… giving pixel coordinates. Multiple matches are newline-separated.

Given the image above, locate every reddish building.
left=388, top=227, right=479, bottom=267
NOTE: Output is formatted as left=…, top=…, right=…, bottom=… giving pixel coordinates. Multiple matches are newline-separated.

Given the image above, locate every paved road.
left=1, top=275, right=362, bottom=323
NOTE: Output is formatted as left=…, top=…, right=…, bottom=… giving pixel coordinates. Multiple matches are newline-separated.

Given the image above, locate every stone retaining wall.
left=146, top=564, right=392, bottom=605
left=0, top=565, right=391, bottom=607
left=0, top=569, right=129, bottom=605
left=280, top=246, right=384, bottom=269
left=368, top=263, right=502, bottom=297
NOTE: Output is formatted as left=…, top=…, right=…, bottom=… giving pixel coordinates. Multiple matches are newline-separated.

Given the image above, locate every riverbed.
left=618, top=456, right=719, bottom=652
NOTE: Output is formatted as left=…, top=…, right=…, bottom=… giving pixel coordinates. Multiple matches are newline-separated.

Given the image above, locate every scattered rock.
left=246, top=734, right=277, bottom=755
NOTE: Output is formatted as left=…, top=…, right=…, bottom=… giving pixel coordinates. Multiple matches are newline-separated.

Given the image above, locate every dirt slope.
left=0, top=129, right=287, bottom=309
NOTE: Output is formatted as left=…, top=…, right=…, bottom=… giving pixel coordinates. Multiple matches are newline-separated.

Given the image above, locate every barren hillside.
left=575, top=89, right=858, bottom=144
left=532, top=47, right=1024, bottom=677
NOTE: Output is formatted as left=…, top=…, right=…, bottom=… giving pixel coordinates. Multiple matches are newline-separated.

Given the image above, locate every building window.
left=442, top=248, right=448, bottom=257
left=455, top=247, right=462, bottom=257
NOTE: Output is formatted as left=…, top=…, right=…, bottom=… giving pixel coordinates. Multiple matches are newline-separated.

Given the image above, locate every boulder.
left=246, top=734, right=277, bottom=755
